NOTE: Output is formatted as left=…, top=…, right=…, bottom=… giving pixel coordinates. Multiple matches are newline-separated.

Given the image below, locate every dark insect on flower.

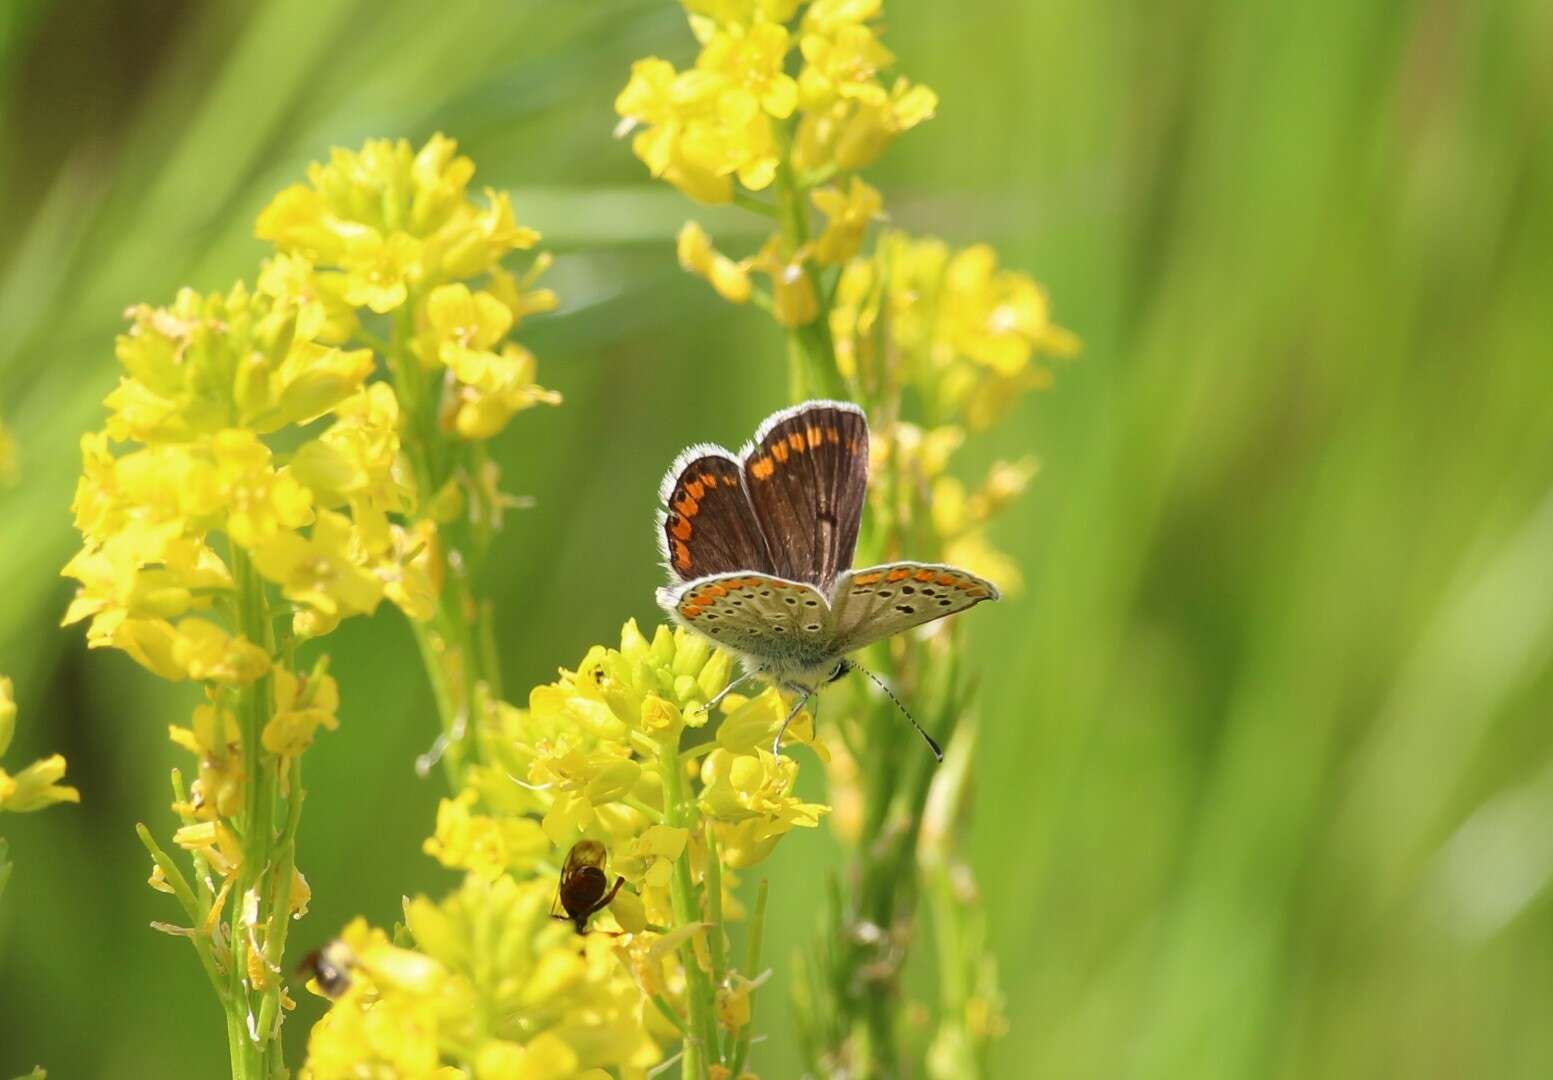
left=297, top=939, right=353, bottom=999
left=550, top=839, right=625, bottom=935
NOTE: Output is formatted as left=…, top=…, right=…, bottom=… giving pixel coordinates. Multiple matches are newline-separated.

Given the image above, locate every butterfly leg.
left=693, top=670, right=756, bottom=720
left=772, top=687, right=811, bottom=758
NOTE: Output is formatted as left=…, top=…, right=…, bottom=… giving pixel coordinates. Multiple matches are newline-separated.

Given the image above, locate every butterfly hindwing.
left=740, top=401, right=869, bottom=591
left=829, top=562, right=999, bottom=652
left=659, top=572, right=832, bottom=658
left=659, top=446, right=775, bottom=582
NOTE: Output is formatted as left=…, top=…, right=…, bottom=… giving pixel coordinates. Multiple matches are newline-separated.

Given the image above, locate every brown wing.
left=658, top=446, right=776, bottom=582
left=739, top=400, right=869, bottom=591
left=554, top=839, right=608, bottom=919
left=563, top=839, right=608, bottom=874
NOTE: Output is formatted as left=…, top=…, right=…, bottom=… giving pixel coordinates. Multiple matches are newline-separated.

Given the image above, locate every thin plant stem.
left=702, top=821, right=728, bottom=1064
left=660, top=738, right=717, bottom=1080
left=228, top=543, right=281, bottom=1079
left=730, top=879, right=768, bottom=1075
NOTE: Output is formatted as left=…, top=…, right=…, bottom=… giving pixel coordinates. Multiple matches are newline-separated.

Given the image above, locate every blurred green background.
left=3, top=0, right=1552, bottom=1075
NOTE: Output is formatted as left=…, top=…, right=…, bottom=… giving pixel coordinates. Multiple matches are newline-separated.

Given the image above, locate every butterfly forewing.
left=659, top=448, right=775, bottom=582
left=740, top=401, right=869, bottom=591
left=829, top=562, right=999, bottom=652
left=662, top=572, right=832, bottom=658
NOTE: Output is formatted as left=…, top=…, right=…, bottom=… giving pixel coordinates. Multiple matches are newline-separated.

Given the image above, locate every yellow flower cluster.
left=0, top=677, right=79, bottom=815
left=834, top=234, right=1079, bottom=429
left=62, top=281, right=430, bottom=662
left=617, top=0, right=932, bottom=205
left=61, top=134, right=565, bottom=1072
left=433, top=620, right=826, bottom=920
left=315, top=621, right=819, bottom=1076
left=257, top=135, right=560, bottom=441
left=303, top=876, right=660, bottom=1079
left=831, top=234, right=1078, bottom=591
left=618, top=0, right=932, bottom=328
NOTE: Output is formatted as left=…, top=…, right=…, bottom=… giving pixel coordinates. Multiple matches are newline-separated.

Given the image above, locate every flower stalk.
left=615, top=5, right=1076, bottom=1073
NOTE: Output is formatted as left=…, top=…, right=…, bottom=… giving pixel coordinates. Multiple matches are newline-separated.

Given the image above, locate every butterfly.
left=550, top=839, right=625, bottom=935
left=655, top=399, right=999, bottom=759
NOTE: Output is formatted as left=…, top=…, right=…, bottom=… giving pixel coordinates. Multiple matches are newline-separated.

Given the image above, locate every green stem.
left=773, top=128, right=846, bottom=402
left=389, top=301, right=486, bottom=792
left=409, top=601, right=473, bottom=790
left=703, top=821, right=728, bottom=1064
left=135, top=823, right=226, bottom=997
left=229, top=545, right=281, bottom=1079
left=660, top=739, right=717, bottom=1080
left=730, top=879, right=769, bottom=1075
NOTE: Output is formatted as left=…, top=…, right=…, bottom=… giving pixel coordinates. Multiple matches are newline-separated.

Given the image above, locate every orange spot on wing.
left=752, top=457, right=774, bottom=480
left=826, top=426, right=839, bottom=443
left=914, top=568, right=936, bottom=582
left=673, top=494, right=699, bottom=517
left=886, top=569, right=911, bottom=582
left=936, top=573, right=959, bottom=586
left=853, top=573, right=882, bottom=585
left=673, top=540, right=691, bottom=570
left=772, top=442, right=790, bottom=463
left=807, top=426, right=823, bottom=448
left=699, top=473, right=718, bottom=489
left=671, top=516, right=693, bottom=541
left=788, top=432, right=806, bottom=453
left=687, top=480, right=706, bottom=500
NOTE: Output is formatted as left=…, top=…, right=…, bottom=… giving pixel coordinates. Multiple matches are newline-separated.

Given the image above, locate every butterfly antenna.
left=849, top=661, right=944, bottom=761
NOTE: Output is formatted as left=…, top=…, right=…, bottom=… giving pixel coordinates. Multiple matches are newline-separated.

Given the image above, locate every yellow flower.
left=677, top=221, right=753, bottom=303
left=810, top=176, right=883, bottom=265
left=700, top=748, right=828, bottom=867
left=171, top=618, right=273, bottom=684
left=487, top=257, right=561, bottom=328
left=696, top=20, right=799, bottom=120
left=258, top=135, right=541, bottom=305
left=250, top=509, right=385, bottom=636
left=423, top=789, right=548, bottom=882
left=682, top=0, right=800, bottom=36
left=262, top=666, right=341, bottom=756
left=615, top=58, right=778, bottom=202
left=174, top=696, right=245, bottom=819
left=716, top=972, right=762, bottom=1032
left=256, top=253, right=358, bottom=344
left=797, top=21, right=894, bottom=110
left=940, top=243, right=1077, bottom=375
left=611, top=823, right=690, bottom=890
left=306, top=878, right=664, bottom=1077
left=417, top=283, right=561, bottom=440
left=712, top=689, right=826, bottom=761
left=802, top=0, right=882, bottom=32
left=109, top=283, right=374, bottom=444
left=793, top=77, right=938, bottom=174
left=423, top=282, right=513, bottom=368
left=207, top=429, right=316, bottom=549
left=752, top=235, right=819, bottom=326
left=0, top=753, right=80, bottom=814
left=338, top=227, right=422, bottom=313
left=291, top=383, right=414, bottom=553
